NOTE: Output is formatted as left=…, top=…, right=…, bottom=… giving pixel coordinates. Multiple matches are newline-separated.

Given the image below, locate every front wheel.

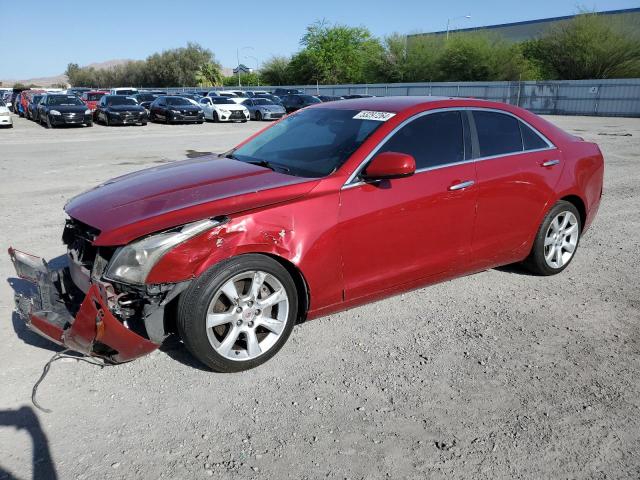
left=524, top=200, right=581, bottom=276
left=45, top=115, right=53, bottom=129
left=178, top=255, right=298, bottom=372
left=255, top=110, right=262, bottom=121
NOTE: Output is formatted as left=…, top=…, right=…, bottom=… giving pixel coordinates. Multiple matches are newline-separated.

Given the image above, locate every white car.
left=110, top=87, right=139, bottom=96
left=207, top=90, right=248, bottom=104
left=0, top=99, right=13, bottom=127
left=199, top=96, right=250, bottom=122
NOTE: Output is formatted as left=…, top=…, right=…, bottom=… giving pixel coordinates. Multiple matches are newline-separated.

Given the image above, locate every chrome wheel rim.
left=206, top=271, right=289, bottom=361
left=544, top=211, right=579, bottom=269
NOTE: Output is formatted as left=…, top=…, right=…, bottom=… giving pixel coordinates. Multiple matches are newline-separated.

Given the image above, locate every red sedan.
left=9, top=97, right=604, bottom=372
left=80, top=90, right=109, bottom=113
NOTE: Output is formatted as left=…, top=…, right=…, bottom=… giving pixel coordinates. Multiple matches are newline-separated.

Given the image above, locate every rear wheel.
left=524, top=200, right=581, bottom=276
left=178, top=255, right=298, bottom=372
left=255, top=110, right=262, bottom=121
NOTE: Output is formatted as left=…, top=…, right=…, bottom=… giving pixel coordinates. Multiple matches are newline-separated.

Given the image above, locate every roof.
left=409, top=8, right=640, bottom=42
left=314, top=96, right=455, bottom=113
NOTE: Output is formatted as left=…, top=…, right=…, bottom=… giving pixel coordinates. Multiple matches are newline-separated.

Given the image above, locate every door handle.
left=449, top=180, right=475, bottom=191
left=541, top=159, right=560, bottom=167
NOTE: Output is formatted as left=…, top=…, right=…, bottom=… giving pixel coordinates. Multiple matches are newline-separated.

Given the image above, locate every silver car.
left=242, top=98, right=286, bottom=121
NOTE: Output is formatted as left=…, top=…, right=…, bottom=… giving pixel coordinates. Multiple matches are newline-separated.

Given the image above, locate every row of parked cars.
left=0, top=86, right=374, bottom=129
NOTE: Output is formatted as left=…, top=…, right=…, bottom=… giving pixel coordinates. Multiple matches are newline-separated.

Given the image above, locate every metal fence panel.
left=162, top=79, right=640, bottom=116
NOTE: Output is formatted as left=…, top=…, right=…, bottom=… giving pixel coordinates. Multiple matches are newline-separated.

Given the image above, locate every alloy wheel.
left=205, top=270, right=289, bottom=361
left=544, top=211, right=579, bottom=269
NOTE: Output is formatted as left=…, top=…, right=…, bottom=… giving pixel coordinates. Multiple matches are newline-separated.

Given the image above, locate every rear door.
left=469, top=109, right=563, bottom=267
left=339, top=110, right=478, bottom=301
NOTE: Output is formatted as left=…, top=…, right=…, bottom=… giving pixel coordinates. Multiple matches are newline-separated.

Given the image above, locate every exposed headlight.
left=0, top=111, right=10, bottom=116
left=85, top=109, right=91, bottom=115
left=105, top=219, right=220, bottom=285
left=171, top=109, right=181, bottom=114
left=111, top=111, right=120, bottom=116
left=219, top=108, right=229, bottom=114
left=50, top=110, right=61, bottom=115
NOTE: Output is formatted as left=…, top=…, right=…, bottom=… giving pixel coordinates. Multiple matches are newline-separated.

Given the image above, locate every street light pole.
left=446, top=15, right=471, bottom=40
left=236, top=46, right=255, bottom=88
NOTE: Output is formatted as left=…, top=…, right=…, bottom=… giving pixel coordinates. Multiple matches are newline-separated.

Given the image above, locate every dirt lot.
left=0, top=114, right=638, bottom=480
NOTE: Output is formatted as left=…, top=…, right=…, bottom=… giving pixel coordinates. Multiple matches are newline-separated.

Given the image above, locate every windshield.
left=48, top=95, right=84, bottom=106
left=86, top=93, right=106, bottom=101
left=300, top=95, right=322, bottom=104
left=32, top=95, right=43, bottom=103
left=135, top=94, right=156, bottom=102
left=253, top=99, right=274, bottom=106
left=232, top=108, right=383, bottom=178
left=107, top=96, right=138, bottom=106
left=211, top=97, right=236, bottom=104
left=166, top=97, right=191, bottom=106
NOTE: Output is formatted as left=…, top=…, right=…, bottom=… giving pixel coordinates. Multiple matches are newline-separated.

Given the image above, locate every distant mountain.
left=1, top=59, right=235, bottom=88
left=0, top=59, right=133, bottom=88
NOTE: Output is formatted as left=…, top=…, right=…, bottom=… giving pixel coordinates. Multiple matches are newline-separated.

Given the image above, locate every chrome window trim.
left=342, top=106, right=557, bottom=189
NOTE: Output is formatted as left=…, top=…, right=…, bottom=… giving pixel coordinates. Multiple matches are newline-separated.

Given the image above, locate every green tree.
left=196, top=62, right=223, bottom=87
left=222, top=72, right=261, bottom=87
left=291, top=20, right=383, bottom=84
left=259, top=56, right=291, bottom=85
left=524, top=13, right=640, bottom=79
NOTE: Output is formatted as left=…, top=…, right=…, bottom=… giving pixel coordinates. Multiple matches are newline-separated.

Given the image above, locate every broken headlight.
left=105, top=219, right=219, bottom=285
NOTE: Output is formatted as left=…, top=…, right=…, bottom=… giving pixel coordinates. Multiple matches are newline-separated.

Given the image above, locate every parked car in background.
left=109, top=87, right=139, bottom=96
left=280, top=94, right=322, bottom=113
left=0, top=98, right=12, bottom=128
left=131, top=92, right=158, bottom=112
left=9, top=90, right=24, bottom=113
left=342, top=94, right=374, bottom=99
left=254, top=92, right=284, bottom=105
left=272, top=88, right=304, bottom=98
left=242, top=98, right=286, bottom=121
left=199, top=96, right=249, bottom=122
left=7, top=97, right=604, bottom=372
left=26, top=94, right=44, bottom=121
left=37, top=94, right=93, bottom=128
left=81, top=90, right=109, bottom=113
left=1, top=91, right=12, bottom=111
left=243, top=90, right=269, bottom=98
left=95, top=95, right=147, bottom=126
left=317, top=95, right=344, bottom=102
left=172, top=92, right=202, bottom=103
left=67, top=87, right=91, bottom=97
left=149, top=96, right=205, bottom=124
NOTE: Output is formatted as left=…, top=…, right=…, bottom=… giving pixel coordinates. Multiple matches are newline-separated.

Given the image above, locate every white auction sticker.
left=353, top=111, right=396, bottom=121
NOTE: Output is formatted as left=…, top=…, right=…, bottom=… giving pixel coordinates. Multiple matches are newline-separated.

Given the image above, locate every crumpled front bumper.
left=9, top=248, right=159, bottom=363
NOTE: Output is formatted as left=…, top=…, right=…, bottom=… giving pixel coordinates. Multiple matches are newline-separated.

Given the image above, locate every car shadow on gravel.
left=493, top=263, right=537, bottom=276
left=159, top=335, right=211, bottom=372
left=7, top=277, right=65, bottom=353
left=0, top=406, right=58, bottom=480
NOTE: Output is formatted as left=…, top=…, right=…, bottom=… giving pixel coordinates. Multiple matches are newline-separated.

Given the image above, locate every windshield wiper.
left=246, top=159, right=290, bottom=173
left=226, top=153, right=290, bottom=173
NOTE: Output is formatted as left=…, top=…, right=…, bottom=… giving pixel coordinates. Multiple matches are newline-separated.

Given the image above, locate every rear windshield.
left=48, top=95, right=84, bottom=106
left=86, top=92, right=106, bottom=101
left=135, top=94, right=156, bottom=102
left=106, top=96, right=137, bottom=106
left=114, top=90, right=137, bottom=96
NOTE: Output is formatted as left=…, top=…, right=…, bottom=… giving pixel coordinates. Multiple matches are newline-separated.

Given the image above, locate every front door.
left=339, top=110, right=478, bottom=301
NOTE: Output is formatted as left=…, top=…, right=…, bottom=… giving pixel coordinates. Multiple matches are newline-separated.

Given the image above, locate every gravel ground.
left=0, top=114, right=638, bottom=480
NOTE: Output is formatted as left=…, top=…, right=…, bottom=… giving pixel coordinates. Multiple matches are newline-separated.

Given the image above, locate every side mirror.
left=362, top=152, right=416, bottom=181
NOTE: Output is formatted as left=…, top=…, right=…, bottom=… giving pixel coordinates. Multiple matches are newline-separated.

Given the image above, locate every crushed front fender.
left=9, top=248, right=159, bottom=363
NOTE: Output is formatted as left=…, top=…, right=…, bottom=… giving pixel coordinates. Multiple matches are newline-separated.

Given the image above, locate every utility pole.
left=446, top=15, right=471, bottom=40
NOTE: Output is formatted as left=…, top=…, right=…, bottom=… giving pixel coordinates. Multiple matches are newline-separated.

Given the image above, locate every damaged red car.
left=9, top=97, right=604, bottom=372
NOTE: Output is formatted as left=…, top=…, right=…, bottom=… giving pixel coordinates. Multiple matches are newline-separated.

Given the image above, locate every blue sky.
left=2, top=0, right=638, bottom=79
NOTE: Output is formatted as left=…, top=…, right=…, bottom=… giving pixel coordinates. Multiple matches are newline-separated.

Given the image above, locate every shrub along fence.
left=170, top=78, right=640, bottom=117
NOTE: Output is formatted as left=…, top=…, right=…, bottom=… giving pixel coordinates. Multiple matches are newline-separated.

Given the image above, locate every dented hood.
left=65, top=155, right=319, bottom=246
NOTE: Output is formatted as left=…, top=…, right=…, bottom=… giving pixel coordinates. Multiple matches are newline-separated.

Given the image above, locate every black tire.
left=241, top=119, right=247, bottom=123
left=105, top=114, right=110, bottom=126
left=212, top=111, right=219, bottom=123
left=523, top=200, right=581, bottom=276
left=197, top=121, right=203, bottom=124
left=45, top=115, right=52, bottom=129
left=86, top=121, right=93, bottom=127
left=177, top=254, right=298, bottom=372
left=141, top=121, right=147, bottom=126
left=255, top=110, right=262, bottom=121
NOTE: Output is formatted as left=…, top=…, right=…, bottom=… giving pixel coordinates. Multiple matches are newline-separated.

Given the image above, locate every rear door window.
left=377, top=111, right=465, bottom=170
left=519, top=122, right=549, bottom=151
left=473, top=111, right=523, bottom=157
